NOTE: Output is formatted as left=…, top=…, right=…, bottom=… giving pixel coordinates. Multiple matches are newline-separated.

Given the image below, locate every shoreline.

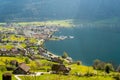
left=0, top=21, right=74, bottom=64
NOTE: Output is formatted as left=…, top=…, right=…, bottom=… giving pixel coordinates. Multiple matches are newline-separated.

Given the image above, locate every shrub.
left=62, top=52, right=68, bottom=58
left=25, top=57, right=30, bottom=64
left=76, top=61, right=82, bottom=65
left=105, top=63, right=114, bottom=74
left=93, top=59, right=105, bottom=70
left=5, top=59, right=9, bottom=65
left=0, top=66, right=7, bottom=72
left=6, top=66, right=16, bottom=71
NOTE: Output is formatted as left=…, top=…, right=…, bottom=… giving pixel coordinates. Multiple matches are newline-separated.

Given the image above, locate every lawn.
left=68, top=64, right=94, bottom=74
left=0, top=44, right=14, bottom=50
left=9, top=35, right=26, bottom=42
left=19, top=74, right=114, bottom=80
left=0, top=57, right=24, bottom=62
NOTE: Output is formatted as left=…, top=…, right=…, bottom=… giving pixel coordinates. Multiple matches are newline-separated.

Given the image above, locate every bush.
left=93, top=59, right=105, bottom=70
left=5, top=59, right=9, bottom=65
left=62, top=52, right=68, bottom=58
left=76, top=61, right=82, bottom=65
left=0, top=66, right=7, bottom=72
left=25, top=57, right=30, bottom=64
left=105, top=63, right=114, bottom=74
left=6, top=66, right=16, bottom=71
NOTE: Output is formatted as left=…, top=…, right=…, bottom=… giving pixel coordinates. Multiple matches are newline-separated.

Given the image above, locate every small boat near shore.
left=59, top=36, right=68, bottom=40
left=69, top=36, right=74, bottom=39
left=50, top=35, right=74, bottom=41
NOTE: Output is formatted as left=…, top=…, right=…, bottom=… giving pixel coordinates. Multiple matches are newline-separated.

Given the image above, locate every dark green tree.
left=105, top=63, right=114, bottom=74
left=25, top=57, right=30, bottom=64
left=76, top=61, right=82, bottom=65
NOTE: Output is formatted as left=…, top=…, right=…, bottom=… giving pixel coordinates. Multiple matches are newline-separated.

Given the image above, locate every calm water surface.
left=45, top=26, right=120, bottom=65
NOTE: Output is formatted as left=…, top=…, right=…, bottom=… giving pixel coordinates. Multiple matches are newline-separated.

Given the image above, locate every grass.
left=0, top=56, right=25, bottom=65
left=68, top=64, right=94, bottom=74
left=0, top=44, right=14, bottom=50
left=0, top=61, right=5, bottom=65
left=19, top=74, right=114, bottom=80
left=9, top=35, right=26, bottom=42
left=29, top=38, right=38, bottom=44
left=29, top=59, right=56, bottom=72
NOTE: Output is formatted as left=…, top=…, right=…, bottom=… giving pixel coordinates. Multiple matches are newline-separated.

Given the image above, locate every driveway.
left=14, top=72, right=49, bottom=80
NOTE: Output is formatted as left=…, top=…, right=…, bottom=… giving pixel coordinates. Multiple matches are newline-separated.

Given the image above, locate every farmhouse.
left=51, top=64, right=71, bottom=75
left=13, top=63, right=30, bottom=74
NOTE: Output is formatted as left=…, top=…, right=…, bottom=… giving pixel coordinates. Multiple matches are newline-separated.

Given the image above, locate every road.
left=14, top=72, right=49, bottom=80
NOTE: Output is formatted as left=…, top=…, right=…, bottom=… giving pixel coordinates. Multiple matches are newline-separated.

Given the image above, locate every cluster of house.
left=10, top=60, right=71, bottom=75
left=14, top=25, right=58, bottom=40
left=0, top=23, right=58, bottom=41
left=38, top=47, right=73, bottom=63
left=5, top=60, right=31, bottom=74
left=0, top=47, right=26, bottom=56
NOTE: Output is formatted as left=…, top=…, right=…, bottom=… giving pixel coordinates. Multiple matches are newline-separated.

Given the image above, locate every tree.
left=93, top=59, right=106, bottom=70
left=25, top=58, right=30, bottom=64
left=116, top=65, right=120, bottom=72
left=5, top=59, right=9, bottom=65
left=105, top=63, right=114, bottom=74
left=0, top=66, right=7, bottom=72
left=62, top=52, right=68, bottom=58
left=76, top=61, right=82, bottom=65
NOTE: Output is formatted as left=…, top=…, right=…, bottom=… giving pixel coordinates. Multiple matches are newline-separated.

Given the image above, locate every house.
left=66, top=57, right=73, bottom=63
left=13, top=63, right=30, bottom=74
left=11, top=48, right=18, bottom=54
left=6, top=60, right=18, bottom=71
left=10, top=60, right=18, bottom=66
left=10, top=48, right=26, bottom=56
left=51, top=64, right=71, bottom=75
left=40, top=53, right=51, bottom=60
left=51, top=57, right=63, bottom=64
left=38, top=47, right=47, bottom=53
left=0, top=48, right=10, bottom=56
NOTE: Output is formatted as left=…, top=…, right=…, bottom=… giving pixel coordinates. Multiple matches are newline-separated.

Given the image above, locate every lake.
left=45, top=25, right=120, bottom=65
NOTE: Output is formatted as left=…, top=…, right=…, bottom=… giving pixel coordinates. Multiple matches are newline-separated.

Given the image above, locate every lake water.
left=45, top=25, right=120, bottom=65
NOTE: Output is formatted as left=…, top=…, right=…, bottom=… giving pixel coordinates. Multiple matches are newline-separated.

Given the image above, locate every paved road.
left=14, top=72, right=48, bottom=80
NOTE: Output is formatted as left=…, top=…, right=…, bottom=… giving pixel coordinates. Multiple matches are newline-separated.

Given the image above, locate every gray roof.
left=19, top=63, right=30, bottom=72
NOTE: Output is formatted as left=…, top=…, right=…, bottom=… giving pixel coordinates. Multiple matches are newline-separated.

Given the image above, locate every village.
left=0, top=22, right=74, bottom=80
left=0, top=22, right=120, bottom=80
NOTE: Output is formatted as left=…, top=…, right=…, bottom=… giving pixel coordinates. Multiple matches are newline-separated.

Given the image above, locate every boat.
left=69, top=36, right=74, bottom=39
